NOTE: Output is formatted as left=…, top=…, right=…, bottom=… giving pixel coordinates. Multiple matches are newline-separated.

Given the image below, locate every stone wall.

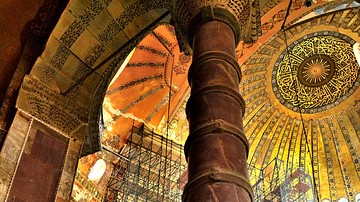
left=0, top=111, right=83, bottom=201
left=0, top=112, right=30, bottom=201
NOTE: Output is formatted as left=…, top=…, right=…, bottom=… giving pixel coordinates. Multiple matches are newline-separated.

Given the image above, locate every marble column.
left=171, top=1, right=260, bottom=201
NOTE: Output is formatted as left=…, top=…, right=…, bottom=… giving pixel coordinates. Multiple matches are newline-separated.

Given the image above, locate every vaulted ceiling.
left=21, top=0, right=360, bottom=201
left=101, top=1, right=360, bottom=201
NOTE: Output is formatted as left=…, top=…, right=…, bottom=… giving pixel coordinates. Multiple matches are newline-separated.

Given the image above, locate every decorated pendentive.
left=272, top=31, right=360, bottom=113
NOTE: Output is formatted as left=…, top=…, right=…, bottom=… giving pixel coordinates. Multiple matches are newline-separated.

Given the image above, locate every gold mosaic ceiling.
left=129, top=4, right=359, bottom=201
left=102, top=25, right=190, bottom=149
left=241, top=13, right=360, bottom=200
left=48, top=0, right=359, bottom=201
left=273, top=31, right=359, bottom=112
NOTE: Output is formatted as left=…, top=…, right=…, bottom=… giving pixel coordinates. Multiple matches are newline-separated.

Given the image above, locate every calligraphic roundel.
left=272, top=31, right=360, bottom=113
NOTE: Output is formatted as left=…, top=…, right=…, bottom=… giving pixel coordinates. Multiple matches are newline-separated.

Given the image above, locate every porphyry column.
left=171, top=1, right=260, bottom=201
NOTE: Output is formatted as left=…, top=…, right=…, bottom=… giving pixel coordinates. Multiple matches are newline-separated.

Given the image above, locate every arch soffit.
left=16, top=0, right=170, bottom=155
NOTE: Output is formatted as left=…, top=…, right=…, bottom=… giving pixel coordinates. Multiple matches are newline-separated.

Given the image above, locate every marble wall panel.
left=0, top=112, right=31, bottom=201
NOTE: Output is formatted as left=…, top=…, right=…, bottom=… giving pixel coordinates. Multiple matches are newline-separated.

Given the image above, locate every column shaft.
left=183, top=21, right=253, bottom=201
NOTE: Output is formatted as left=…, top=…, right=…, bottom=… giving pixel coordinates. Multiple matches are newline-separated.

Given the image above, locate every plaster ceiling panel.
left=107, top=77, right=166, bottom=112
left=121, top=85, right=168, bottom=123
left=162, top=5, right=360, bottom=200
left=236, top=0, right=336, bottom=64
left=66, top=1, right=360, bottom=201
left=241, top=9, right=360, bottom=200
left=104, top=25, right=188, bottom=132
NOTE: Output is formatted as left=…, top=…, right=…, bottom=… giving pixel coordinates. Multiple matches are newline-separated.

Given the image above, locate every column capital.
left=170, top=0, right=261, bottom=54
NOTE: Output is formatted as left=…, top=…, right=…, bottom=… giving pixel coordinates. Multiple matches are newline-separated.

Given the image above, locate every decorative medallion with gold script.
left=272, top=31, right=360, bottom=113
left=298, top=54, right=335, bottom=87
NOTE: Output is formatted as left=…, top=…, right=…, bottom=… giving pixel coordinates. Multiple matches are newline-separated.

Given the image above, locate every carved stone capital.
left=170, top=0, right=261, bottom=53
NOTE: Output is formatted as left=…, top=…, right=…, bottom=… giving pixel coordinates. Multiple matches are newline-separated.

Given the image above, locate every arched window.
left=338, top=197, right=348, bottom=202
left=88, top=159, right=106, bottom=183
left=355, top=193, right=360, bottom=202
left=322, top=199, right=331, bottom=202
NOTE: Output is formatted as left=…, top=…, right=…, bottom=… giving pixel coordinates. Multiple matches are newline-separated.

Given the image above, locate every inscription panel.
left=272, top=32, right=359, bottom=113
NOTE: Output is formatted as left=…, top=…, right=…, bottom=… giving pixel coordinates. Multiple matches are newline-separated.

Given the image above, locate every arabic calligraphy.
left=273, top=32, right=359, bottom=113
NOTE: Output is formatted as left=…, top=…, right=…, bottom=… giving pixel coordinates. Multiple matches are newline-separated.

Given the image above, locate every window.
left=355, top=193, right=360, bottom=202
left=88, top=159, right=106, bottom=183
left=338, top=197, right=348, bottom=202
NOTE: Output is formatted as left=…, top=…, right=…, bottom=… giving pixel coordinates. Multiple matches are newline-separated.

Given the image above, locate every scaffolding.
left=250, top=159, right=315, bottom=202
left=104, top=125, right=187, bottom=202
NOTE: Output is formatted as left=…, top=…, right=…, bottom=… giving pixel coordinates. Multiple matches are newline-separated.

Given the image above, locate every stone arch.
left=15, top=0, right=171, bottom=156
left=83, top=12, right=172, bottom=156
